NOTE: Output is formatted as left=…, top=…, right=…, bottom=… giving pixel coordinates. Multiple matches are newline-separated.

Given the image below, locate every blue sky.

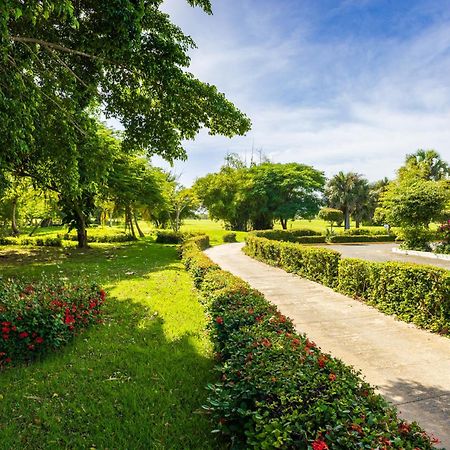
left=149, top=0, right=450, bottom=185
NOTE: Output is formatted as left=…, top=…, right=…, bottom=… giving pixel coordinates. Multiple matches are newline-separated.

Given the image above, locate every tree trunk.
left=74, top=206, right=88, bottom=248
left=11, top=196, right=20, bottom=236
left=344, top=208, right=351, bottom=230
left=355, top=218, right=360, bottom=228
left=133, top=211, right=145, bottom=238
left=126, top=206, right=137, bottom=239
left=280, top=218, right=288, bottom=230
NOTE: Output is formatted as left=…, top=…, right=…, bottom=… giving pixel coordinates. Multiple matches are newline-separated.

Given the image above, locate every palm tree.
left=325, top=172, right=369, bottom=229
left=403, top=149, right=449, bottom=181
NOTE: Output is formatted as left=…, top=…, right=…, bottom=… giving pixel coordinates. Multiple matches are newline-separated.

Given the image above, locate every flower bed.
left=182, top=238, right=439, bottom=449
left=245, top=235, right=450, bottom=334
left=0, top=279, right=106, bottom=367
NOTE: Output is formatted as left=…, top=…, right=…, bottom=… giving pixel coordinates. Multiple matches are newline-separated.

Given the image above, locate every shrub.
left=222, top=232, right=237, bottom=243
left=338, top=259, right=450, bottom=333
left=245, top=235, right=340, bottom=287
left=181, top=237, right=437, bottom=449
left=62, top=232, right=134, bottom=243
left=252, top=229, right=321, bottom=242
left=0, top=236, right=63, bottom=247
left=397, top=226, right=433, bottom=251
left=328, top=234, right=396, bottom=243
left=0, top=279, right=106, bottom=367
left=318, top=207, right=344, bottom=230
left=155, top=230, right=207, bottom=245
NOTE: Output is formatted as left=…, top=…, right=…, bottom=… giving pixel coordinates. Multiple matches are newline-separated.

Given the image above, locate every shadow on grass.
left=379, top=378, right=449, bottom=449
left=0, top=242, right=225, bottom=450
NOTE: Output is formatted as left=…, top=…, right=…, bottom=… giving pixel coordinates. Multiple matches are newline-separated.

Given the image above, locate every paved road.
left=316, top=242, right=450, bottom=270
left=205, top=243, right=450, bottom=449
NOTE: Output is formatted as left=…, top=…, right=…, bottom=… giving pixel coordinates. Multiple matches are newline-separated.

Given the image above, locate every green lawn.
left=0, top=240, right=221, bottom=449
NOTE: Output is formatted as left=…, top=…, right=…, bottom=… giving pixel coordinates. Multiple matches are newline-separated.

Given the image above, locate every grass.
left=0, top=240, right=221, bottom=449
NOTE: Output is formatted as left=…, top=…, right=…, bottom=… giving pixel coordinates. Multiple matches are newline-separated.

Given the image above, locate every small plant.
left=318, top=208, right=344, bottom=232
left=222, top=232, right=237, bottom=243
left=397, top=226, right=432, bottom=251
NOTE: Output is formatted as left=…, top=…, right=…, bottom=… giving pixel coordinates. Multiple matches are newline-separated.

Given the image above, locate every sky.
left=129, top=0, right=450, bottom=186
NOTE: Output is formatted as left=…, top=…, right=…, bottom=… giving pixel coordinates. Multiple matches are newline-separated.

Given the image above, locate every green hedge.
left=0, top=236, right=63, bottom=247
left=245, top=235, right=450, bottom=334
left=338, top=258, right=450, bottom=333
left=181, top=238, right=437, bottom=449
left=222, top=232, right=237, bottom=243
left=62, top=232, right=134, bottom=243
left=252, top=229, right=321, bottom=242
left=245, top=235, right=340, bottom=287
left=155, top=230, right=208, bottom=244
left=328, top=234, right=396, bottom=243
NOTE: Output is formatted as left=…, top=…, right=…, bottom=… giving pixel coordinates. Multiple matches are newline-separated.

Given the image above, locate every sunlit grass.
left=0, top=240, right=221, bottom=449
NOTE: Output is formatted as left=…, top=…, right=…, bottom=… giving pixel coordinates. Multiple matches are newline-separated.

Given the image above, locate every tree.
left=106, top=154, right=167, bottom=239
left=194, top=159, right=325, bottom=230
left=247, top=163, right=325, bottom=229
left=168, top=187, right=199, bottom=233
left=325, top=172, right=369, bottom=229
left=400, top=149, right=449, bottom=181
left=1, top=0, right=251, bottom=247
left=318, top=208, right=344, bottom=232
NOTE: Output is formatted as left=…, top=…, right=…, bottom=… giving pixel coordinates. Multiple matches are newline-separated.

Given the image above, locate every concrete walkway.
left=316, top=242, right=450, bottom=270
left=205, top=243, right=450, bottom=448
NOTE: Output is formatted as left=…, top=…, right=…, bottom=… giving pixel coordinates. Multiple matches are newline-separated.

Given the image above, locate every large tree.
left=400, top=149, right=449, bottom=181
left=194, top=159, right=324, bottom=230
left=1, top=1, right=251, bottom=246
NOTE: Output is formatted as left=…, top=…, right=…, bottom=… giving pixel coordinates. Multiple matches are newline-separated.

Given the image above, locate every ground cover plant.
left=0, top=239, right=221, bottom=449
left=182, top=238, right=440, bottom=449
left=245, top=235, right=450, bottom=334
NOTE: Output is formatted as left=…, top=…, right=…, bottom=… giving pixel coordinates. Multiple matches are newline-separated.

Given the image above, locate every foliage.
left=328, top=234, right=396, bottom=243
left=222, top=232, right=237, bottom=243
left=318, top=207, right=344, bottom=231
left=194, top=158, right=325, bottom=231
left=62, top=232, right=133, bottom=244
left=245, top=235, right=340, bottom=287
left=154, top=230, right=209, bottom=248
left=0, top=278, right=105, bottom=366
left=400, top=149, right=450, bottom=181
left=0, top=235, right=63, bottom=247
left=396, top=226, right=434, bottom=251
left=252, top=228, right=321, bottom=242
left=182, top=237, right=438, bottom=449
left=325, top=172, right=370, bottom=229
left=338, top=259, right=450, bottom=334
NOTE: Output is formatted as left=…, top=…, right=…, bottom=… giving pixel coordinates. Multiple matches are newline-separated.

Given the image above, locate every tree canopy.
left=194, top=157, right=325, bottom=230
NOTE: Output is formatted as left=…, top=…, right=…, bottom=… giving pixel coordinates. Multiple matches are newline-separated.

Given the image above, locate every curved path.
left=205, top=243, right=450, bottom=448
left=316, top=242, right=450, bottom=270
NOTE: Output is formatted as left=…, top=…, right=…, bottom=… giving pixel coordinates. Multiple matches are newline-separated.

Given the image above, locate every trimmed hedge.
left=338, top=258, right=450, bottom=333
left=245, top=235, right=450, bottom=334
left=182, top=238, right=438, bottom=449
left=222, top=232, right=237, bottom=243
left=62, top=232, right=134, bottom=243
left=252, top=229, right=321, bottom=242
left=0, top=236, right=63, bottom=247
left=328, top=234, right=396, bottom=243
left=245, top=235, right=340, bottom=287
left=0, top=279, right=106, bottom=367
left=155, top=230, right=208, bottom=245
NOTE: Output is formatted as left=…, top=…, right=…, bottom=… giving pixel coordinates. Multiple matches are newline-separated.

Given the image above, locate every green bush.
left=181, top=237, right=437, bottom=449
left=155, top=230, right=208, bottom=245
left=397, top=226, right=433, bottom=251
left=245, top=235, right=340, bottom=287
left=252, top=229, right=321, bottom=242
left=222, top=232, right=237, bottom=243
left=338, top=259, right=450, bottom=333
left=328, top=234, right=396, bottom=243
left=0, top=236, right=63, bottom=247
left=62, top=232, right=134, bottom=243
left=0, top=279, right=106, bottom=367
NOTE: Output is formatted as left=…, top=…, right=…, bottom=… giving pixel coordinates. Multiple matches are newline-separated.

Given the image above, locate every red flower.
left=329, top=373, right=336, bottom=382
left=5, top=357, right=11, bottom=363
left=11, top=326, right=16, bottom=331
left=18, top=331, right=29, bottom=339
left=100, top=289, right=106, bottom=301
left=27, top=344, right=35, bottom=351
left=261, top=338, right=271, bottom=347
left=1, top=327, right=10, bottom=334
left=1, top=321, right=11, bottom=327
left=2, top=334, right=9, bottom=341
left=215, top=316, right=224, bottom=325
left=291, top=338, right=301, bottom=347
left=398, top=422, right=411, bottom=434
left=312, top=439, right=329, bottom=450
left=89, top=300, right=97, bottom=309
left=248, top=308, right=254, bottom=314
left=35, top=337, right=44, bottom=344
left=318, top=355, right=328, bottom=368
